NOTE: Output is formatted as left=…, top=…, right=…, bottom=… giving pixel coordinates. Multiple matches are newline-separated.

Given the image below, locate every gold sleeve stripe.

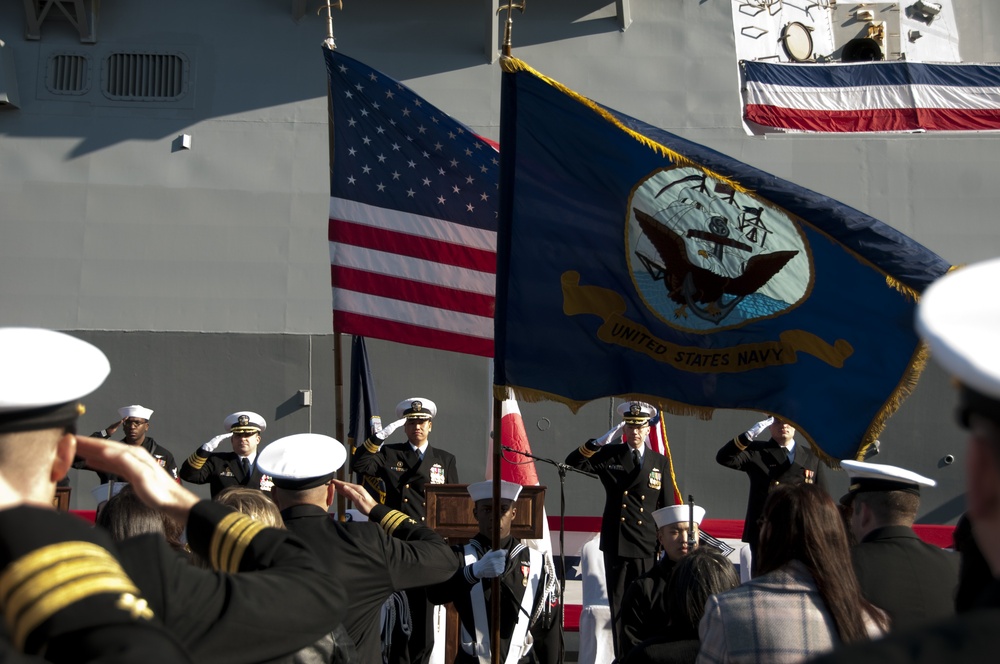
left=363, top=439, right=380, bottom=454
left=379, top=510, right=411, bottom=536
left=0, top=542, right=142, bottom=650
left=185, top=453, right=207, bottom=469
left=577, top=444, right=596, bottom=458
left=733, top=436, right=747, bottom=451
left=210, top=513, right=266, bottom=573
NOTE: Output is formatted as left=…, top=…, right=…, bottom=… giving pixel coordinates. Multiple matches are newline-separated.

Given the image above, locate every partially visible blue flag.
left=494, top=58, right=950, bottom=461
left=347, top=335, right=384, bottom=496
left=347, top=335, right=380, bottom=449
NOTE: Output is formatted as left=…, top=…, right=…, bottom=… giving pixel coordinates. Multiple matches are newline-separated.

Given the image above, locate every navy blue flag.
left=494, top=58, right=950, bottom=461
left=347, top=335, right=380, bottom=449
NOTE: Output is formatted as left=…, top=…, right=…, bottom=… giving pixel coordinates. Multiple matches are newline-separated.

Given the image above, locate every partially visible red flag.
left=646, top=414, right=683, bottom=506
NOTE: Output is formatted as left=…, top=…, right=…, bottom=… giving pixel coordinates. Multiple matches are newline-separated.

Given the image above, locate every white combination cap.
left=653, top=504, right=706, bottom=529
left=396, top=397, right=437, bottom=420
left=0, top=328, right=110, bottom=433
left=256, top=433, right=347, bottom=490
left=841, top=459, right=935, bottom=497
left=916, top=258, right=1000, bottom=427
left=224, top=411, right=267, bottom=434
left=617, top=401, right=657, bottom=425
left=467, top=479, right=523, bottom=503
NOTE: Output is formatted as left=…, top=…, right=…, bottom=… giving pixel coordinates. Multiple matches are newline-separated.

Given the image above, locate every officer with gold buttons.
left=565, top=400, right=675, bottom=658
left=351, top=397, right=460, bottom=664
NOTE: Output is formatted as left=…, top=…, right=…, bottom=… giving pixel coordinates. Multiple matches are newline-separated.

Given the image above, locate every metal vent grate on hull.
left=46, top=54, right=90, bottom=95
left=104, top=52, right=187, bottom=100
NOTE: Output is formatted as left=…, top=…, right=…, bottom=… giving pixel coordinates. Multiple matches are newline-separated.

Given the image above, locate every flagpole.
left=334, top=332, right=347, bottom=519
left=491, top=391, right=502, bottom=664
left=323, top=0, right=346, bottom=519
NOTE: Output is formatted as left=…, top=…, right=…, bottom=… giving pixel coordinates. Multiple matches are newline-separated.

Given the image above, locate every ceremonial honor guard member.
left=842, top=459, right=959, bottom=631
left=258, top=432, right=459, bottom=663
left=716, top=415, right=828, bottom=561
left=618, top=502, right=706, bottom=654
left=77, top=403, right=179, bottom=481
left=0, top=328, right=344, bottom=663
left=352, top=396, right=459, bottom=664
left=427, top=480, right=562, bottom=664
left=179, top=410, right=273, bottom=497
left=565, top=401, right=675, bottom=657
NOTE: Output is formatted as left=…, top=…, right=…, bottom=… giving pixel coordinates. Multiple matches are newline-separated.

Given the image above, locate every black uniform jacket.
left=426, top=534, right=561, bottom=664
left=852, top=525, right=960, bottom=631
left=76, top=434, right=179, bottom=482
left=0, top=506, right=191, bottom=663
left=281, top=502, right=459, bottom=663
left=619, top=557, right=678, bottom=654
left=117, top=500, right=344, bottom=664
left=565, top=442, right=674, bottom=558
left=716, top=434, right=827, bottom=546
left=809, top=581, right=1000, bottom=664
left=179, top=449, right=271, bottom=497
left=352, top=441, right=459, bottom=520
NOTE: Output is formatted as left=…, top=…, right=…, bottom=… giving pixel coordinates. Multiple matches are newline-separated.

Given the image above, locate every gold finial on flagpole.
left=319, top=0, right=343, bottom=50
left=497, top=0, right=525, bottom=57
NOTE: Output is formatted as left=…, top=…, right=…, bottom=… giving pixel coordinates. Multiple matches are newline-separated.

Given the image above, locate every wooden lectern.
left=423, top=484, right=547, bottom=662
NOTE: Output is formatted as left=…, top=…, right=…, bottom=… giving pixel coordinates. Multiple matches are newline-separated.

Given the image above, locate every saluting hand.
left=331, top=478, right=377, bottom=516
left=75, top=435, right=199, bottom=525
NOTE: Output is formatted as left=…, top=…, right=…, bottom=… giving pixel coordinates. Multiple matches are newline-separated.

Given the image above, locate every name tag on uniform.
left=648, top=468, right=662, bottom=489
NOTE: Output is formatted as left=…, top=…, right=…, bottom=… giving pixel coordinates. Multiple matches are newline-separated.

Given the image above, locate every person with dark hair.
left=619, top=503, right=707, bottom=654
left=716, top=416, right=829, bottom=563
left=696, top=483, right=886, bottom=663
left=621, top=547, right=739, bottom=664
left=841, top=460, right=959, bottom=630
left=96, top=483, right=186, bottom=553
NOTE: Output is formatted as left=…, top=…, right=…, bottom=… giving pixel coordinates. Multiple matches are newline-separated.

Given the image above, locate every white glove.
left=471, top=549, right=507, bottom=580
left=200, top=433, right=230, bottom=453
left=744, top=417, right=774, bottom=441
left=375, top=418, right=406, bottom=442
left=594, top=421, right=625, bottom=446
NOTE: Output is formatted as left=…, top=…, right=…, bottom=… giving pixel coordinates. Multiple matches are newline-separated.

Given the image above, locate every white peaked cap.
left=224, top=411, right=267, bottom=433
left=467, top=479, right=523, bottom=503
left=396, top=397, right=437, bottom=419
left=257, top=433, right=346, bottom=490
left=653, top=504, right=706, bottom=529
left=617, top=401, right=657, bottom=424
left=0, top=328, right=110, bottom=413
left=118, top=405, right=153, bottom=420
left=841, top=459, right=936, bottom=495
left=916, top=258, right=1000, bottom=401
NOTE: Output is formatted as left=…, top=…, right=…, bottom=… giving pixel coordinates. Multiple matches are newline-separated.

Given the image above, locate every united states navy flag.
left=494, top=58, right=950, bottom=461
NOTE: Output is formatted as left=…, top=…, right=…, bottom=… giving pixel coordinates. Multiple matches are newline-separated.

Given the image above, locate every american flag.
left=324, top=47, right=498, bottom=357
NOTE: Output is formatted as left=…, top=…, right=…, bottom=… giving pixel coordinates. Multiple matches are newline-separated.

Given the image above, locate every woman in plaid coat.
left=696, top=484, right=887, bottom=663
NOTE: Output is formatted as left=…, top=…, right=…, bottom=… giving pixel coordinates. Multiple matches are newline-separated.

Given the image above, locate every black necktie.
left=241, top=457, right=250, bottom=479
left=631, top=449, right=641, bottom=468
